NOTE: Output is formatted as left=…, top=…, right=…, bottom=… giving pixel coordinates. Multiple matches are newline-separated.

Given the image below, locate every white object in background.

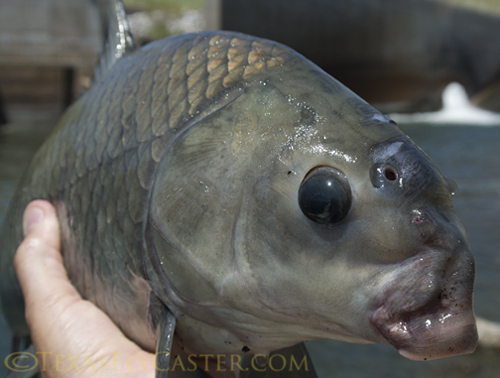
left=392, top=82, right=500, bottom=125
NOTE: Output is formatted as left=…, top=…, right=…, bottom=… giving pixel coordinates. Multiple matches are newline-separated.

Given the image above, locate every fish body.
left=0, top=29, right=477, bottom=368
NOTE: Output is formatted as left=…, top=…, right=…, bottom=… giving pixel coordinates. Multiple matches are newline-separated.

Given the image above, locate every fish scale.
left=0, top=32, right=295, bottom=345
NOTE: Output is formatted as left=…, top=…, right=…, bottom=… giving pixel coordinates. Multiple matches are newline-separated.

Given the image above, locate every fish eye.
left=298, top=166, right=352, bottom=224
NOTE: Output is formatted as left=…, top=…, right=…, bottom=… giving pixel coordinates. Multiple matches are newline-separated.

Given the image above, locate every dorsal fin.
left=94, top=0, right=136, bottom=82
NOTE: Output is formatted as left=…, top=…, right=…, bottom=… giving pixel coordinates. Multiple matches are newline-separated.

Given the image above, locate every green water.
left=1, top=119, right=499, bottom=377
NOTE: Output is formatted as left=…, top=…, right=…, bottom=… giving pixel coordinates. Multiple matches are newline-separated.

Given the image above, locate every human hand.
left=14, top=200, right=156, bottom=377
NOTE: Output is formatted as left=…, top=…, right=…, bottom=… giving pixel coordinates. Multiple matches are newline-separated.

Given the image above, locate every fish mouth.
left=370, top=250, right=478, bottom=361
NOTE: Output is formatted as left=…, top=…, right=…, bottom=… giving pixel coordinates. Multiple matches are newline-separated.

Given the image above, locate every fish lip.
left=371, top=298, right=478, bottom=361
left=370, top=249, right=478, bottom=360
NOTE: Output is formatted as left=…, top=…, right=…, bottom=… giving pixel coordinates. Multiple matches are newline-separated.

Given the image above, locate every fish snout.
left=363, top=136, right=477, bottom=359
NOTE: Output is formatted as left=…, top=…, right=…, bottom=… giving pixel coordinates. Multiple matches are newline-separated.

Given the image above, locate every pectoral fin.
left=150, top=293, right=176, bottom=378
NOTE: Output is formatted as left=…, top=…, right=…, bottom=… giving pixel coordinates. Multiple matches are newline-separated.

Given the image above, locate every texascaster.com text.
left=5, top=350, right=310, bottom=373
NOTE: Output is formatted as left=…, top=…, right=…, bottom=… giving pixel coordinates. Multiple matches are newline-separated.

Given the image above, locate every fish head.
left=147, top=53, right=477, bottom=360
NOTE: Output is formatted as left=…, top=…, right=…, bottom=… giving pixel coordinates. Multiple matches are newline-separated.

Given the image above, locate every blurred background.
left=1, top=0, right=499, bottom=377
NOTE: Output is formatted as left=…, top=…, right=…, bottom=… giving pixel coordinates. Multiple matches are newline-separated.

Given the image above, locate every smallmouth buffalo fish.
left=0, top=2, right=477, bottom=376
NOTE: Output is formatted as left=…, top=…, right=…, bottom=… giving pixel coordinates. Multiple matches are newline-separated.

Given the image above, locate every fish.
left=0, top=0, right=477, bottom=376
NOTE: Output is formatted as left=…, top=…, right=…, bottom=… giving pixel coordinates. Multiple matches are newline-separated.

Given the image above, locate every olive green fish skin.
left=0, top=30, right=477, bottom=361
left=0, top=31, right=294, bottom=349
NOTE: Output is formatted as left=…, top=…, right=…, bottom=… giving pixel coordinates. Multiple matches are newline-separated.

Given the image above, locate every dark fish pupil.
left=384, top=167, right=397, bottom=181
left=298, top=167, right=352, bottom=224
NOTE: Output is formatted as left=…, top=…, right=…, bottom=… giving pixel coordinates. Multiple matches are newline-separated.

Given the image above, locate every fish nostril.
left=384, top=167, right=398, bottom=181
left=369, top=163, right=399, bottom=188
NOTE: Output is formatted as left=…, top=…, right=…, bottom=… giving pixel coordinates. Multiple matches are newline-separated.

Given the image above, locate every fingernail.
left=23, top=207, right=44, bottom=235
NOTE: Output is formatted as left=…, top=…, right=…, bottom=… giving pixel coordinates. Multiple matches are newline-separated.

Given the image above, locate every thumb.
left=14, top=200, right=80, bottom=327
left=21, top=199, right=60, bottom=250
